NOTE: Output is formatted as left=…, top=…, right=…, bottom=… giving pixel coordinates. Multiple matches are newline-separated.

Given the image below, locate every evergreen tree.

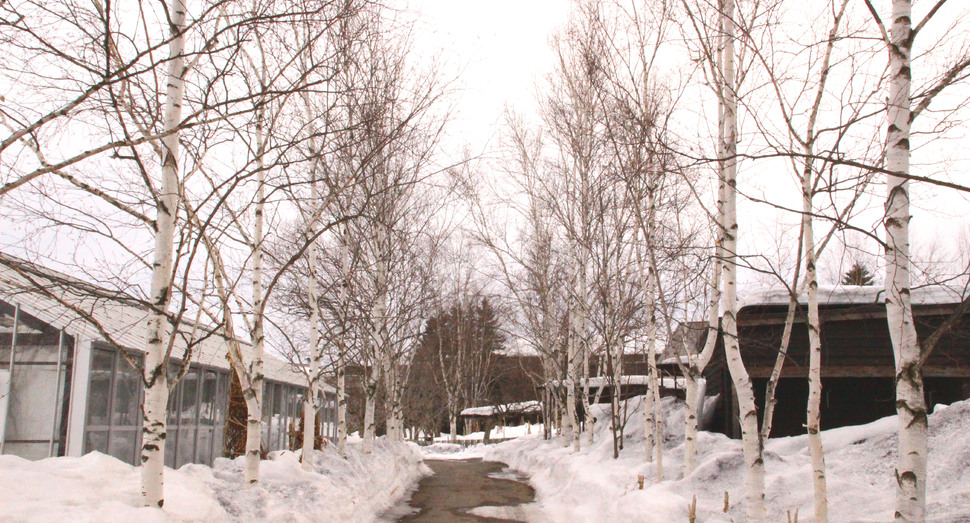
left=405, top=297, right=507, bottom=436
left=841, top=262, right=875, bottom=286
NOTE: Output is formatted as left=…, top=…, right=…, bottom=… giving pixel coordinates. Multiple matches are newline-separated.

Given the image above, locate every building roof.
left=0, top=251, right=321, bottom=389
left=665, top=321, right=709, bottom=358
left=738, top=284, right=966, bottom=311
left=460, top=400, right=542, bottom=418
left=544, top=375, right=680, bottom=390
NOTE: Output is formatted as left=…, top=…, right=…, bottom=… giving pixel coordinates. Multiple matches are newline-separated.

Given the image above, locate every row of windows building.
left=0, top=253, right=336, bottom=468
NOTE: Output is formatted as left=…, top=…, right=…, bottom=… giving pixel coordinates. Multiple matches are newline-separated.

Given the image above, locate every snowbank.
left=0, top=438, right=429, bottom=522
left=483, top=396, right=970, bottom=522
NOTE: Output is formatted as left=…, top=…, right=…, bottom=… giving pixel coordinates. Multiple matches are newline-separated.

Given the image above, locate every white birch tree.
left=718, top=0, right=765, bottom=517
left=862, top=0, right=970, bottom=519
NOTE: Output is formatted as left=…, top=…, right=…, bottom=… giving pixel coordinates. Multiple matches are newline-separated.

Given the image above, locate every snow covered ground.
left=0, top=438, right=429, bottom=522
left=6, top=400, right=970, bottom=522
left=474, top=397, right=970, bottom=522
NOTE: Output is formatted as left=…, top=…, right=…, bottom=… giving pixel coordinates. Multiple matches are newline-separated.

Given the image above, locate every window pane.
left=168, top=381, right=180, bottom=427
left=165, top=362, right=180, bottom=426
left=108, top=429, right=138, bottom=465
left=176, top=427, right=196, bottom=466
left=112, top=359, right=141, bottom=427
left=262, top=383, right=273, bottom=446
left=179, top=369, right=199, bottom=425
left=165, top=438, right=177, bottom=469
left=214, top=372, right=228, bottom=426
left=199, top=371, right=218, bottom=425
left=86, top=349, right=113, bottom=427
left=8, top=360, right=60, bottom=446
left=261, top=383, right=273, bottom=424
left=272, top=384, right=285, bottom=449
left=84, top=430, right=108, bottom=454
left=213, top=424, right=225, bottom=461
left=197, top=427, right=214, bottom=465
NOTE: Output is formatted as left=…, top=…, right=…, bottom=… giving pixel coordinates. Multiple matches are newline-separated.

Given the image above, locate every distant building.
left=459, top=400, right=542, bottom=437
left=702, top=285, right=970, bottom=438
left=0, top=253, right=336, bottom=467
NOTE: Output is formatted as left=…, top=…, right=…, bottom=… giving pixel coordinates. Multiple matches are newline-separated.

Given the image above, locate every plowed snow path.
left=392, top=458, right=536, bottom=522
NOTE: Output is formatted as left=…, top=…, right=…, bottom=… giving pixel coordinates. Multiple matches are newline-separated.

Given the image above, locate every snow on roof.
left=546, top=375, right=680, bottom=389
left=738, top=284, right=966, bottom=310
left=0, top=252, right=320, bottom=390
left=460, top=400, right=542, bottom=417
left=658, top=355, right=689, bottom=366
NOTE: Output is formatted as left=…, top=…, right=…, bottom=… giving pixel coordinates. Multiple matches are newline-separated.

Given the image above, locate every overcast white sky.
left=398, top=0, right=572, bottom=154
left=398, top=1, right=970, bottom=289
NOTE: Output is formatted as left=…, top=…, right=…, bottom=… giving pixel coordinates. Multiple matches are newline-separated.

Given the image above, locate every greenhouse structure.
left=0, top=252, right=336, bottom=468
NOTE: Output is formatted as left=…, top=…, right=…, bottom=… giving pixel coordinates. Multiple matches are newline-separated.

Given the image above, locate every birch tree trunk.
left=760, top=296, right=799, bottom=440
left=719, top=0, right=765, bottom=518
left=362, top=357, right=378, bottom=454
left=799, top=4, right=849, bottom=511
left=370, top=208, right=390, bottom=450
left=642, top=255, right=657, bottom=464
left=543, top=359, right=555, bottom=440
left=194, top=225, right=261, bottom=485
left=647, top=332, right=663, bottom=480
left=611, top=339, right=623, bottom=458
left=245, top=102, right=268, bottom=485
left=684, top=254, right=721, bottom=476
left=336, top=224, right=350, bottom=456
left=885, top=1, right=926, bottom=519
left=141, top=0, right=186, bottom=507
left=385, top=356, right=401, bottom=441
left=582, top=301, right=593, bottom=446
left=301, top=183, right=320, bottom=471
left=803, top=158, right=827, bottom=522
left=683, top=373, right=699, bottom=472
left=565, top=281, right=579, bottom=449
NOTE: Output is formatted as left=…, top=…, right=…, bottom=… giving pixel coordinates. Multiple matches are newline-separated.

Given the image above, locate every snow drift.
left=484, top=396, right=970, bottom=522
left=0, top=438, right=428, bottom=522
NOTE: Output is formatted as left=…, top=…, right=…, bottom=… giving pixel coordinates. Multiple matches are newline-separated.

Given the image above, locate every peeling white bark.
left=885, top=1, right=926, bottom=520
left=643, top=264, right=657, bottom=464
left=563, top=261, right=579, bottom=450
left=684, top=257, right=721, bottom=476
left=141, top=0, right=186, bottom=507
left=362, top=360, right=377, bottom=454
left=301, top=181, right=320, bottom=472
left=244, top=100, right=268, bottom=485
left=337, top=224, right=350, bottom=456
left=804, top=159, right=827, bottom=522
left=684, top=199, right=723, bottom=476
left=719, top=1, right=765, bottom=518
left=648, top=336, right=663, bottom=480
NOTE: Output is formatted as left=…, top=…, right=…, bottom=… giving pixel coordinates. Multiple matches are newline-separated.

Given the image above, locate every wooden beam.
left=748, top=365, right=970, bottom=379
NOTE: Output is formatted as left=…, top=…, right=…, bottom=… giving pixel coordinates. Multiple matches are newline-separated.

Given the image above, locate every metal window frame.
left=0, top=303, right=19, bottom=455
left=84, top=345, right=144, bottom=465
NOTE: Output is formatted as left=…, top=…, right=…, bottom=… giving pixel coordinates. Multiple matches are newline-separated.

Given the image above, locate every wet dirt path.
left=392, top=458, right=536, bottom=522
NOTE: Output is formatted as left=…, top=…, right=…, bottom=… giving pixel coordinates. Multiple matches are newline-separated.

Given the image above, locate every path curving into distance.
left=388, top=458, right=536, bottom=522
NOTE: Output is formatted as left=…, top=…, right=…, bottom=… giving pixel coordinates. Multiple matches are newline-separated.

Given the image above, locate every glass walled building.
left=0, top=253, right=336, bottom=467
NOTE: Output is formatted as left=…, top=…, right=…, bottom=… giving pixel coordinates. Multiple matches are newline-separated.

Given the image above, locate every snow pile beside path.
left=484, top=396, right=970, bottom=522
left=0, top=451, right=225, bottom=522
left=0, top=438, right=428, bottom=522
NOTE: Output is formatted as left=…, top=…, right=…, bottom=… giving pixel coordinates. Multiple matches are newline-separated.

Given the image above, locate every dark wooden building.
left=704, top=286, right=970, bottom=438
left=459, top=400, right=543, bottom=437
